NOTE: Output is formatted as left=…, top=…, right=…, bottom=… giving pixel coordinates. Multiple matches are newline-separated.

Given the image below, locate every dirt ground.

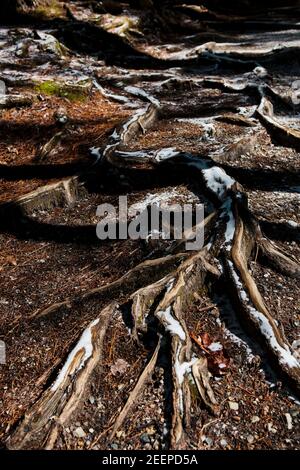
left=0, top=1, right=299, bottom=451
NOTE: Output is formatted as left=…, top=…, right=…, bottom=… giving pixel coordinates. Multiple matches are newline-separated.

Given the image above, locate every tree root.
left=257, top=97, right=300, bottom=150
left=110, top=338, right=161, bottom=440
left=228, top=197, right=300, bottom=391
left=7, top=303, right=115, bottom=450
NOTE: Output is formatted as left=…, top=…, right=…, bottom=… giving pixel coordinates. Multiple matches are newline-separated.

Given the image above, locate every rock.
left=251, top=416, right=260, bottom=423
left=111, top=443, right=118, bottom=450
left=228, top=401, right=239, bottom=411
left=202, top=436, right=213, bottom=446
left=146, top=425, right=156, bottom=435
left=285, top=413, right=293, bottom=430
left=140, top=433, right=151, bottom=444
left=89, top=428, right=94, bottom=434
left=74, top=426, right=86, bottom=438
left=89, top=396, right=95, bottom=405
left=153, top=440, right=160, bottom=450
left=54, top=107, right=68, bottom=125
left=267, top=423, right=277, bottom=433
left=247, top=435, right=254, bottom=444
left=220, top=438, right=227, bottom=448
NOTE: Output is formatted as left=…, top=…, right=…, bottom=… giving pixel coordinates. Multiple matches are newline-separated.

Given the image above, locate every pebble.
left=247, top=435, right=254, bottom=444
left=89, top=396, right=95, bottom=405
left=74, top=427, right=86, bottom=438
left=228, top=401, right=239, bottom=411
left=111, top=443, right=118, bottom=450
left=140, top=433, right=151, bottom=444
left=220, top=438, right=227, bottom=448
left=285, top=413, right=293, bottom=430
left=251, top=416, right=260, bottom=423
left=202, top=436, right=213, bottom=447
left=267, top=423, right=277, bottom=433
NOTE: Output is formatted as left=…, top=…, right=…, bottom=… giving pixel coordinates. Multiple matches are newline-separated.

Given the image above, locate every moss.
left=34, top=0, right=65, bottom=20
left=34, top=80, right=90, bottom=102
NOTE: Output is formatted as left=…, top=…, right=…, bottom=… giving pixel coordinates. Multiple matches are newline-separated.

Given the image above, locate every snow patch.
left=208, top=342, right=223, bottom=352
left=124, top=86, right=160, bottom=107
left=156, top=306, right=186, bottom=341
left=155, top=147, right=180, bottom=162
left=228, top=261, right=299, bottom=369
left=51, top=319, right=100, bottom=391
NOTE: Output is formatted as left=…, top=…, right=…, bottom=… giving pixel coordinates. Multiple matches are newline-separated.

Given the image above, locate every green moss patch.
left=34, top=80, right=91, bottom=102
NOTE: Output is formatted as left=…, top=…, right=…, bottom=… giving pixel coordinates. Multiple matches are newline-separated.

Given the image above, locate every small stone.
left=220, top=438, right=227, bottom=448
left=140, top=433, right=151, bottom=444
left=111, top=443, right=118, bottom=450
left=153, top=440, right=160, bottom=450
left=146, top=425, right=156, bottom=435
left=202, top=436, right=213, bottom=446
left=228, top=401, right=239, bottom=411
left=74, top=427, right=86, bottom=438
left=251, top=416, right=260, bottom=424
left=247, top=435, right=254, bottom=444
left=89, top=428, right=94, bottom=434
left=285, top=413, right=293, bottom=430
left=89, top=396, right=95, bottom=405
left=267, top=423, right=277, bottom=433
left=263, top=406, right=269, bottom=415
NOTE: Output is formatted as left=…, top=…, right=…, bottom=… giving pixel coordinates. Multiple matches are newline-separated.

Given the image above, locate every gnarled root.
left=7, top=303, right=116, bottom=450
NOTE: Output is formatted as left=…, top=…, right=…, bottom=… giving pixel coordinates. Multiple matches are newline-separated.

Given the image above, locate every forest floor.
left=0, top=1, right=299, bottom=450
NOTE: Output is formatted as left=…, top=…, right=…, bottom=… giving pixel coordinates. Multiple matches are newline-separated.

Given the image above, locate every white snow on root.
left=202, top=166, right=235, bottom=199
left=228, top=261, right=299, bottom=369
left=124, top=86, right=160, bottom=107
left=51, top=318, right=100, bottom=391
left=156, top=306, right=186, bottom=341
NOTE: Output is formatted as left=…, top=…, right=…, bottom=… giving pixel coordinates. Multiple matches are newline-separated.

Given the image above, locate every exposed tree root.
left=31, top=253, right=189, bottom=320
left=2, top=1, right=300, bottom=451
left=7, top=303, right=115, bottom=450
left=110, top=339, right=161, bottom=440
left=257, top=97, right=300, bottom=150
left=228, top=200, right=300, bottom=391
left=152, top=252, right=220, bottom=448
